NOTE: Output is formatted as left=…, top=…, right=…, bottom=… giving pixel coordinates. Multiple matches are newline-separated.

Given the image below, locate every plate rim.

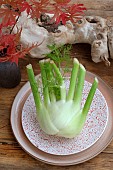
left=10, top=71, right=113, bottom=166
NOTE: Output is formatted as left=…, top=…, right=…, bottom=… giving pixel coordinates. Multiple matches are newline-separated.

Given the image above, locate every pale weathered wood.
left=1, top=0, right=113, bottom=169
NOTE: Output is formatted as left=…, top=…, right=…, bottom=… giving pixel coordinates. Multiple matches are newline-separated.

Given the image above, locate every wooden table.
left=1, top=0, right=113, bottom=169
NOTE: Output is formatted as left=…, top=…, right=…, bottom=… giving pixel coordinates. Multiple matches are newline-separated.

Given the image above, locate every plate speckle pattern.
left=22, top=80, right=108, bottom=155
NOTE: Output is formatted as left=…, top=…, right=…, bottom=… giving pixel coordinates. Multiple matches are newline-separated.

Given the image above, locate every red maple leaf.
left=0, top=0, right=33, bottom=27
left=0, top=7, right=19, bottom=26
left=47, top=1, right=86, bottom=25
left=17, top=1, right=33, bottom=15
left=65, top=4, right=86, bottom=23
left=0, top=30, right=40, bottom=64
left=30, top=0, right=51, bottom=19
left=0, top=31, right=30, bottom=64
left=49, top=0, right=70, bottom=17
left=55, top=13, right=69, bottom=25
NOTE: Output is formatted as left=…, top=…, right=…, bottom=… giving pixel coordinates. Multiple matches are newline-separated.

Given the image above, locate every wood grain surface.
left=1, top=0, right=113, bottom=169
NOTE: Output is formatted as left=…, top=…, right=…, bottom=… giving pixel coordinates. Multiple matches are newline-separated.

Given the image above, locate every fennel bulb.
left=27, top=58, right=98, bottom=138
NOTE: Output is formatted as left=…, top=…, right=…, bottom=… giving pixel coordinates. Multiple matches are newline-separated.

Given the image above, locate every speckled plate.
left=22, top=79, right=108, bottom=155
left=11, top=71, right=113, bottom=166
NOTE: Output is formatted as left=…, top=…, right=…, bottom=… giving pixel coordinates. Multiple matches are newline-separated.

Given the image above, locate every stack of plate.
left=11, top=72, right=113, bottom=166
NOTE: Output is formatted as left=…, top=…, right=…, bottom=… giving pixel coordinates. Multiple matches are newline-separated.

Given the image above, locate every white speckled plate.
left=22, top=79, right=108, bottom=155
left=11, top=71, right=113, bottom=166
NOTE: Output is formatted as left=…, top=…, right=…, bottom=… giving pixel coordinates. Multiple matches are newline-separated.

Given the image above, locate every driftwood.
left=14, top=12, right=113, bottom=65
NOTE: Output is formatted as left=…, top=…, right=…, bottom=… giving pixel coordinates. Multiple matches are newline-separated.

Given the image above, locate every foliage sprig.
left=0, top=0, right=86, bottom=64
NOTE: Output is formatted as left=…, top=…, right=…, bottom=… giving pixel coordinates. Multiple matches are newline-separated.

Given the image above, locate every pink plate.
left=22, top=79, right=108, bottom=155
left=11, top=71, right=113, bottom=166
